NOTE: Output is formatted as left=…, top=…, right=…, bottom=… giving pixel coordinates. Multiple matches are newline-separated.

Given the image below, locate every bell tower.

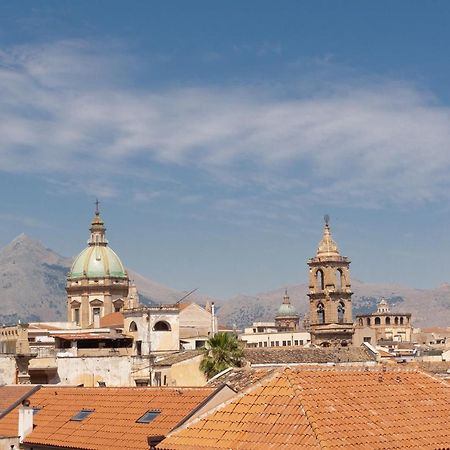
left=307, top=216, right=353, bottom=346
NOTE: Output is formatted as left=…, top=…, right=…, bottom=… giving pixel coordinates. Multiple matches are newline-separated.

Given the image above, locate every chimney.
left=93, top=314, right=100, bottom=329
left=18, top=400, right=33, bottom=443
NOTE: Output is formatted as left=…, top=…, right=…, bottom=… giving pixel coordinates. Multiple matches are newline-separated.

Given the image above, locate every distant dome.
left=276, top=302, right=299, bottom=317
left=68, top=206, right=127, bottom=280
left=275, top=290, right=299, bottom=318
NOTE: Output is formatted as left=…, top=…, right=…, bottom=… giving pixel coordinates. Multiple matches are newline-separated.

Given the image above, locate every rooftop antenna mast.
left=175, top=287, right=198, bottom=305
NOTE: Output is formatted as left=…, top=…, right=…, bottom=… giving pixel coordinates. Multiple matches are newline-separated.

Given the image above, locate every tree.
left=200, top=332, right=244, bottom=379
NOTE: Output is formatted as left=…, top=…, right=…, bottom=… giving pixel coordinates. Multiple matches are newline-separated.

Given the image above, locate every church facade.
left=66, top=206, right=139, bottom=328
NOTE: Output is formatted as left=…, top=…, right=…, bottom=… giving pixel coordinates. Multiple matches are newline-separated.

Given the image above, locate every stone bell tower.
left=307, top=216, right=354, bottom=347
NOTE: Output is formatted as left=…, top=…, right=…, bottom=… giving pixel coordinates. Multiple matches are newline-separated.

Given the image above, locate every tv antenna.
left=175, top=287, right=198, bottom=304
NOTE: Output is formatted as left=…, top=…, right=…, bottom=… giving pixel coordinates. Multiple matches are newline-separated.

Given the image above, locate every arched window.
left=359, top=318, right=363, bottom=326
left=153, top=321, right=171, bottom=331
left=129, top=321, right=138, bottom=332
left=400, top=317, right=404, bottom=325
left=337, top=302, right=345, bottom=323
left=375, top=317, right=381, bottom=325
left=316, top=270, right=324, bottom=291
left=367, top=317, right=371, bottom=326
left=317, top=303, right=325, bottom=324
left=394, top=317, right=399, bottom=325
left=336, top=269, right=343, bottom=289
left=385, top=317, right=391, bottom=325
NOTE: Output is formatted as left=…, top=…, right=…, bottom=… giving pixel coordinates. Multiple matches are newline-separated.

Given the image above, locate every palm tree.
left=200, top=332, right=244, bottom=379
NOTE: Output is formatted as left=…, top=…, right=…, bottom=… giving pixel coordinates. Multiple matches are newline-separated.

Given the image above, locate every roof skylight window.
left=71, top=409, right=94, bottom=421
left=136, top=410, right=160, bottom=423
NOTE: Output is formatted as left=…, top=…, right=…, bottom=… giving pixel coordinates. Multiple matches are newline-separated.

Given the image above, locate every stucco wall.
left=0, top=355, right=17, bottom=384
left=56, top=356, right=133, bottom=387
left=169, top=355, right=207, bottom=387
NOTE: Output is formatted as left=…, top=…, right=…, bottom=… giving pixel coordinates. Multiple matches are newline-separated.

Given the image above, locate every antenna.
left=175, top=287, right=198, bottom=304
left=324, top=214, right=330, bottom=225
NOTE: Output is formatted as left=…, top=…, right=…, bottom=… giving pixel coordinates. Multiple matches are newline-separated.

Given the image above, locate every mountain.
left=0, top=234, right=449, bottom=328
left=215, top=279, right=450, bottom=329
left=0, top=234, right=72, bottom=324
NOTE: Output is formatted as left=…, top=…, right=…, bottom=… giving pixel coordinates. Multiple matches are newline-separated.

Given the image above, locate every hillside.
left=216, top=280, right=450, bottom=329
left=0, top=234, right=449, bottom=328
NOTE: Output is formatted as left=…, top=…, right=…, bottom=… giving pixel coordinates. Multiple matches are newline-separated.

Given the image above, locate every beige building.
left=354, top=298, right=413, bottom=346
left=307, top=217, right=354, bottom=347
left=66, top=205, right=139, bottom=328
left=239, top=291, right=310, bottom=348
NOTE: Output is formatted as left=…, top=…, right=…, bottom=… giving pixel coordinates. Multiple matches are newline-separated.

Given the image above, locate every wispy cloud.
left=1, top=40, right=450, bottom=211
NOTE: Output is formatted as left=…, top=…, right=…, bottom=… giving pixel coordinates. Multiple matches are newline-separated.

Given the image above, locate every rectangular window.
left=294, top=340, right=299, bottom=346
left=163, top=375, right=167, bottom=386
left=270, top=342, right=274, bottom=347
left=287, top=341, right=291, bottom=346
left=73, top=308, right=80, bottom=325
left=93, top=307, right=101, bottom=316
left=300, top=340, right=303, bottom=345
left=71, top=409, right=94, bottom=421
left=154, top=372, right=161, bottom=386
left=263, top=341, right=267, bottom=347
left=282, top=341, right=286, bottom=346
left=276, top=341, right=279, bottom=347
left=137, top=410, right=160, bottom=424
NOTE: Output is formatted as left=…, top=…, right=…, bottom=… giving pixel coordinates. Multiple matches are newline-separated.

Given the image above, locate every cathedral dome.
left=275, top=290, right=299, bottom=318
left=68, top=206, right=127, bottom=280
left=69, top=245, right=127, bottom=279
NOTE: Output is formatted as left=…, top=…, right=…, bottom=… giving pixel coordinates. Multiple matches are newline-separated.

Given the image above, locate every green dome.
left=68, top=245, right=127, bottom=279
left=275, top=290, right=299, bottom=318
left=276, top=303, right=299, bottom=318
left=68, top=208, right=127, bottom=280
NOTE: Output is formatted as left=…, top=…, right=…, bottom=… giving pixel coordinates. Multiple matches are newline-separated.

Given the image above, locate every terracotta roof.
left=207, top=367, right=277, bottom=392
left=244, top=346, right=373, bottom=365
left=0, top=386, right=219, bottom=450
left=100, top=312, right=124, bottom=328
left=0, top=385, right=40, bottom=418
left=154, top=351, right=202, bottom=367
left=158, top=367, right=450, bottom=449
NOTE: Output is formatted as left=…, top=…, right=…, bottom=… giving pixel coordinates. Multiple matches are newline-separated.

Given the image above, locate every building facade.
left=307, top=217, right=354, bottom=347
left=66, top=206, right=139, bottom=328
left=354, top=298, right=413, bottom=345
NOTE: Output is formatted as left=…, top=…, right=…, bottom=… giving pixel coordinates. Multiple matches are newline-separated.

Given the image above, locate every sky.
left=1, top=1, right=450, bottom=299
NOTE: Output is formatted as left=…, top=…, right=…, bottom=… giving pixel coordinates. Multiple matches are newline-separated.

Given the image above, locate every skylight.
left=136, top=410, right=160, bottom=423
left=71, top=409, right=94, bottom=421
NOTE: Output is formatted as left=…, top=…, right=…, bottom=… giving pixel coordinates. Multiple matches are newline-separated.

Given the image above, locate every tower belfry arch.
left=307, top=216, right=354, bottom=346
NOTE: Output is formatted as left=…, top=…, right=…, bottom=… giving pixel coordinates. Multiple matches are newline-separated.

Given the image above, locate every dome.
left=68, top=206, right=127, bottom=280
left=68, top=245, right=127, bottom=279
left=275, top=290, right=299, bottom=318
left=276, top=302, right=299, bottom=317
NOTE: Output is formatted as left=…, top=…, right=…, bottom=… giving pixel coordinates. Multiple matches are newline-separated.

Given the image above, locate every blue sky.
left=1, top=1, right=450, bottom=298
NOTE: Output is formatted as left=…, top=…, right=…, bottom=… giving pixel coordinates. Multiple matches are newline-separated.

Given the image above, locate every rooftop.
left=243, top=346, right=374, bottom=365
left=207, top=367, right=277, bottom=392
left=0, top=385, right=40, bottom=418
left=158, top=366, right=450, bottom=449
left=0, top=386, right=219, bottom=450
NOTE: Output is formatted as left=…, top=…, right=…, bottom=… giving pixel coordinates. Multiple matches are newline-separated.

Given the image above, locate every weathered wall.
left=0, top=436, right=19, bottom=450
left=56, top=356, right=133, bottom=387
left=169, top=355, right=207, bottom=387
left=0, top=355, right=17, bottom=384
